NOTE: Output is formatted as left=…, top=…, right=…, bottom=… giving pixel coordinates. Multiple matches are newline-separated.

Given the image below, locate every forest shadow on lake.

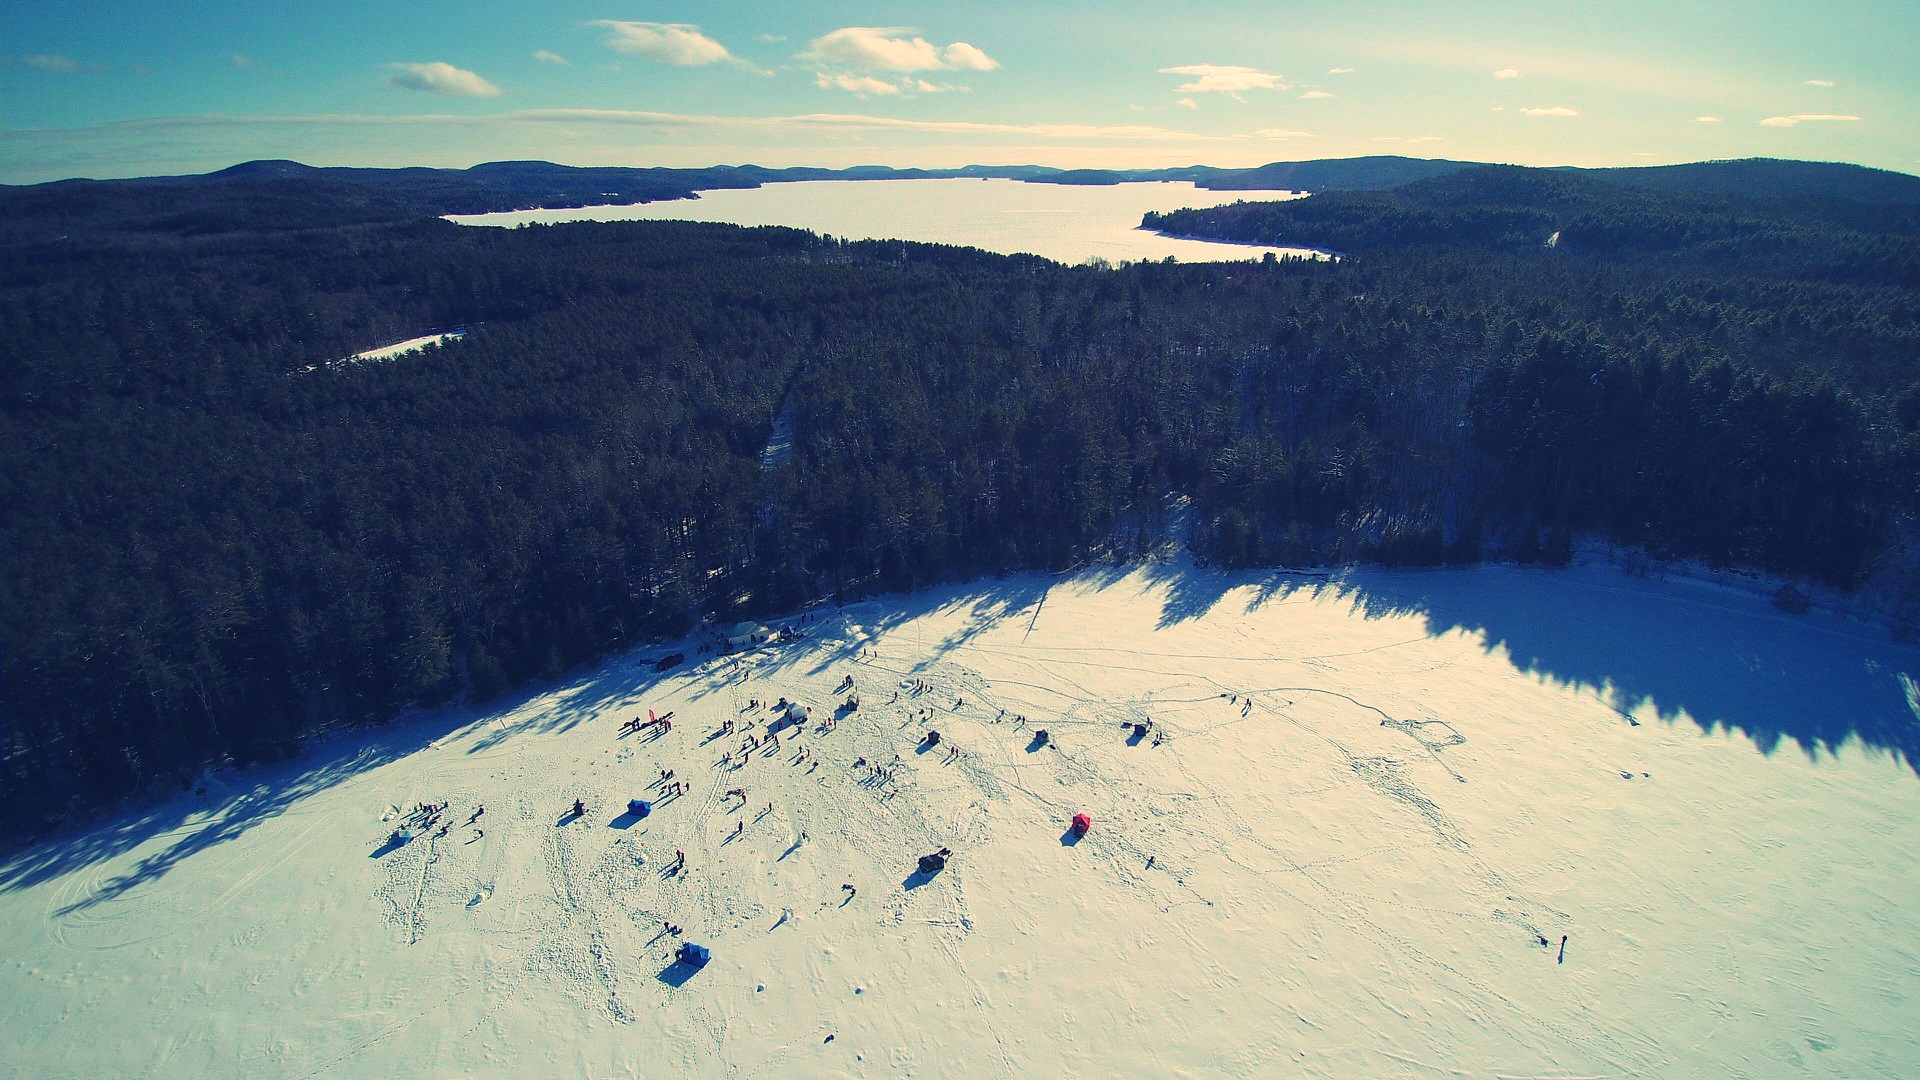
left=1231, top=563, right=1920, bottom=777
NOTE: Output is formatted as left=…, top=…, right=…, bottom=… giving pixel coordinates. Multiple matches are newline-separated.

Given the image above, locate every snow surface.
left=348, top=331, right=465, bottom=363
left=4, top=559, right=1918, bottom=1078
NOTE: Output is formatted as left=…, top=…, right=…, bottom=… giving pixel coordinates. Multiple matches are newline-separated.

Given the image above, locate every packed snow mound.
left=4, top=561, right=1918, bottom=1078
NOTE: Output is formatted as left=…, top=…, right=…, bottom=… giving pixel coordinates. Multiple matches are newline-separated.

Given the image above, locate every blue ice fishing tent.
left=677, top=942, right=710, bottom=967
left=628, top=799, right=651, bottom=818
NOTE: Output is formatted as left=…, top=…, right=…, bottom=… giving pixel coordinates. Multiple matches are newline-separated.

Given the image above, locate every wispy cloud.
left=13, top=53, right=95, bottom=73
left=591, top=21, right=732, bottom=66
left=1327, top=67, right=1354, bottom=75
left=1493, top=67, right=1521, bottom=79
left=1177, top=97, right=1198, bottom=110
left=1760, top=113, right=1859, bottom=127
left=815, top=72, right=900, bottom=97
left=1300, top=90, right=1335, bottom=99
left=801, top=27, right=998, bottom=73
left=1696, top=115, right=1720, bottom=122
left=1520, top=105, right=1578, bottom=117
left=384, top=62, right=501, bottom=98
left=1255, top=128, right=1315, bottom=139
left=228, top=52, right=257, bottom=70
left=1160, top=64, right=1289, bottom=94
left=1804, top=78, right=1835, bottom=87
left=533, top=50, right=570, bottom=67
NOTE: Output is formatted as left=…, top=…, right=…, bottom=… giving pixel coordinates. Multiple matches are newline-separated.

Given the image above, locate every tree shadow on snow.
left=1249, top=562, right=1920, bottom=777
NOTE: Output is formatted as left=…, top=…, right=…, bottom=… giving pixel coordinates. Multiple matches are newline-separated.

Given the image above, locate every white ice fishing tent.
left=785, top=701, right=810, bottom=725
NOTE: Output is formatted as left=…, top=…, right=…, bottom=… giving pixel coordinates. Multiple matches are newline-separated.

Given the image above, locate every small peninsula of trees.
left=4, top=161, right=1917, bottom=825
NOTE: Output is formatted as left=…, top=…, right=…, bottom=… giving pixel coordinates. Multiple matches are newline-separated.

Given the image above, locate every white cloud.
left=384, top=62, right=501, bottom=97
left=1255, top=128, right=1315, bottom=139
left=1760, top=113, right=1859, bottom=127
left=1493, top=67, right=1521, bottom=79
left=1160, top=64, right=1288, bottom=94
left=1805, top=79, right=1835, bottom=87
left=229, top=52, right=257, bottom=69
left=940, top=42, right=997, bottom=72
left=801, top=27, right=998, bottom=73
left=816, top=72, right=900, bottom=96
left=533, top=50, right=571, bottom=67
left=591, top=21, right=732, bottom=66
left=1520, top=105, right=1579, bottom=117
left=1696, top=115, right=1720, bottom=122
left=1327, top=67, right=1354, bottom=74
left=1177, top=97, right=1198, bottom=110
left=1300, top=90, right=1335, bottom=99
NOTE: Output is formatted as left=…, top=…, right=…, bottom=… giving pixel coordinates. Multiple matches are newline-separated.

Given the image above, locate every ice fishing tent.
left=786, top=701, right=810, bottom=725
left=676, top=942, right=711, bottom=967
left=917, top=848, right=951, bottom=874
left=1071, top=813, right=1092, bottom=837
left=627, top=799, right=651, bottom=818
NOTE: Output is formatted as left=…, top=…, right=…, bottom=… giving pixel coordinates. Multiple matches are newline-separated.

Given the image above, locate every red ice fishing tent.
left=1071, top=813, right=1092, bottom=837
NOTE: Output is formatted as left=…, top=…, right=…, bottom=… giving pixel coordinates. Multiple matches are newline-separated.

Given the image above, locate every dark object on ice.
left=371, top=828, right=411, bottom=857
left=628, top=799, right=651, bottom=817
left=677, top=942, right=711, bottom=967
left=1071, top=813, right=1092, bottom=838
left=655, top=652, right=685, bottom=672
left=1558, top=934, right=1568, bottom=964
left=572, top=798, right=586, bottom=818
left=917, top=848, right=951, bottom=874
left=924, top=730, right=941, bottom=747
left=1033, top=729, right=1049, bottom=745
left=1132, top=722, right=1150, bottom=739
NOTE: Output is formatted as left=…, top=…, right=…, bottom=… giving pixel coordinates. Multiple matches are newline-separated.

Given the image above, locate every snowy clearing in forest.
left=3, top=558, right=1917, bottom=1078
left=348, top=330, right=466, bottom=363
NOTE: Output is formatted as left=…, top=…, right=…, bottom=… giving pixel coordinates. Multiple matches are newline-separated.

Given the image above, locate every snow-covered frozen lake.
left=448, top=179, right=1322, bottom=265
left=3, top=558, right=1916, bottom=1077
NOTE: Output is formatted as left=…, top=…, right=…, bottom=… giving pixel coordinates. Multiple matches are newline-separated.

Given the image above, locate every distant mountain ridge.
left=10, top=156, right=1917, bottom=222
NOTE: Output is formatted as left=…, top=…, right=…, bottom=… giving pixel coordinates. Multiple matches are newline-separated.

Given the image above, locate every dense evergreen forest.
left=4, top=161, right=1918, bottom=829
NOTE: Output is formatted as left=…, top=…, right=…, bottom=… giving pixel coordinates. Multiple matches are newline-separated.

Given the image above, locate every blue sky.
left=5, top=1, right=1915, bottom=183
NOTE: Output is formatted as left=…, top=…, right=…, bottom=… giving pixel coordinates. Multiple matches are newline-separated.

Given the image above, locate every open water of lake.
left=448, top=179, right=1320, bottom=265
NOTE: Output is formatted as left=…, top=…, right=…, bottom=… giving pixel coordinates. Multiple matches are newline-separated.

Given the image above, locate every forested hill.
left=5, top=166, right=1920, bottom=830
left=10, top=157, right=1914, bottom=237
left=1144, top=165, right=1920, bottom=282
